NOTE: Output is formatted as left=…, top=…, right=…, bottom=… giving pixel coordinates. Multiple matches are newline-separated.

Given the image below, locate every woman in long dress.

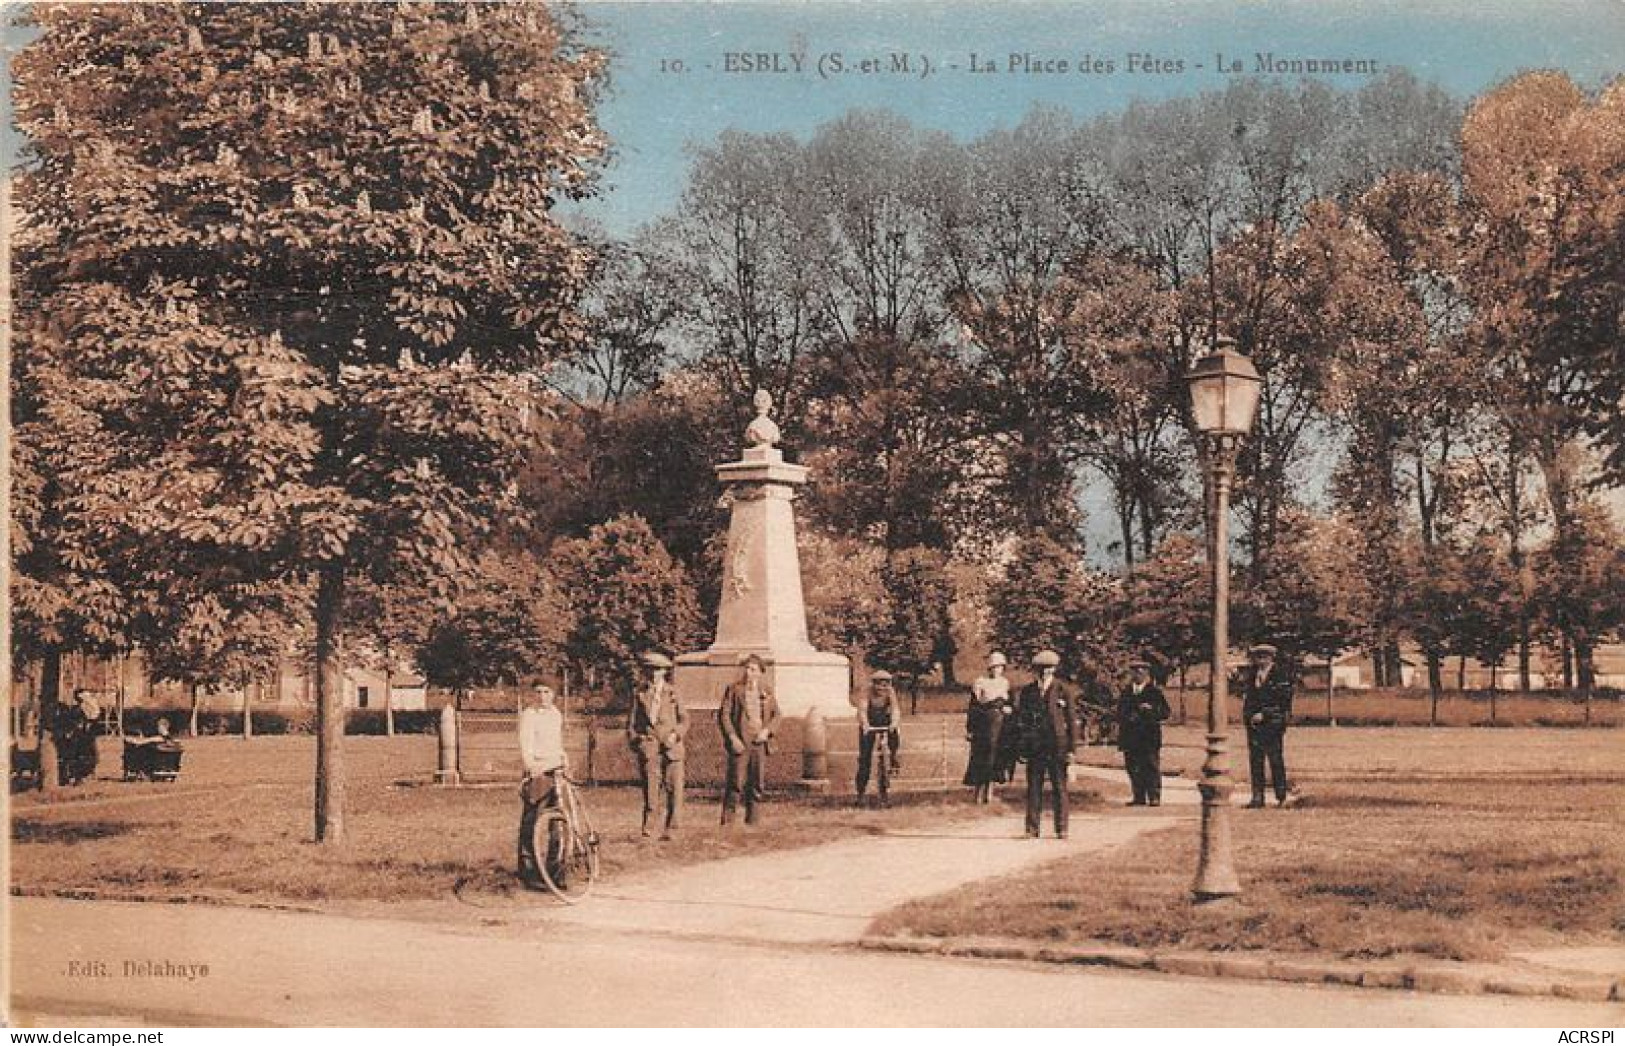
left=964, top=652, right=1013, bottom=803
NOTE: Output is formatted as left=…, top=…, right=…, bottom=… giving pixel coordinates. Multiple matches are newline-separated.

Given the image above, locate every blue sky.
left=566, top=0, right=1625, bottom=235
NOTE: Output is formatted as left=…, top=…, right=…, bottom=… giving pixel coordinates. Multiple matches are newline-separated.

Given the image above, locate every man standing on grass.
left=1014, top=650, right=1077, bottom=839
left=718, top=655, right=780, bottom=826
left=1241, top=644, right=1296, bottom=808
left=517, top=685, right=566, bottom=881
left=1116, top=659, right=1171, bottom=806
left=627, top=651, right=685, bottom=840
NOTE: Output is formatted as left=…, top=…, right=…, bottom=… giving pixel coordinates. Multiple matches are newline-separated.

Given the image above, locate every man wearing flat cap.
left=627, top=651, right=686, bottom=838
left=1116, top=659, right=1171, bottom=806
left=718, top=654, right=781, bottom=825
left=1240, top=643, right=1295, bottom=808
left=856, top=670, right=902, bottom=804
left=1014, top=649, right=1078, bottom=838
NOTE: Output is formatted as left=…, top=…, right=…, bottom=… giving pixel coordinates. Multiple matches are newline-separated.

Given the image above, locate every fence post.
left=435, top=703, right=460, bottom=785
left=585, top=718, right=597, bottom=785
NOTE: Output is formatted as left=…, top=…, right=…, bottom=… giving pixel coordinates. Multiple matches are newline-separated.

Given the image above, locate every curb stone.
left=858, top=935, right=1625, bottom=1004
left=1359, top=966, right=1415, bottom=990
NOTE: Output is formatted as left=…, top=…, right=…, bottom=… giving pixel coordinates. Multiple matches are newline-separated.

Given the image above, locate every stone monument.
left=673, top=390, right=851, bottom=717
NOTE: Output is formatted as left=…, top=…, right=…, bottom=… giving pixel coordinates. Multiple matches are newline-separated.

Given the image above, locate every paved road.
left=11, top=897, right=1619, bottom=1027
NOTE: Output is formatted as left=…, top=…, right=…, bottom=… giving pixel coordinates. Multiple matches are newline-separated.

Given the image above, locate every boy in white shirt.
left=517, top=685, right=566, bottom=880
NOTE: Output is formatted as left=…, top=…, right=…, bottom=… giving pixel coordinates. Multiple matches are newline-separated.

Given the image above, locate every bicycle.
left=533, top=773, right=601, bottom=903
left=859, top=724, right=893, bottom=807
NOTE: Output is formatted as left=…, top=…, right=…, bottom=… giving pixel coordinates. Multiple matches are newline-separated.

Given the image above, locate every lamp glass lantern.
left=1185, top=342, right=1262, bottom=437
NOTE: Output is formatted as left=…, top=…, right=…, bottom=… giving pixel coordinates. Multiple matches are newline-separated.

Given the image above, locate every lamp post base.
left=1192, top=731, right=1242, bottom=901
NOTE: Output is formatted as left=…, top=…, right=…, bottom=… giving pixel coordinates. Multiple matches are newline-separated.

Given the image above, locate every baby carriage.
left=123, top=737, right=184, bottom=782
left=9, top=744, right=42, bottom=790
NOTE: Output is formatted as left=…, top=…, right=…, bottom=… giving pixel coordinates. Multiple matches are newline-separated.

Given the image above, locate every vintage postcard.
left=5, top=0, right=1625, bottom=1031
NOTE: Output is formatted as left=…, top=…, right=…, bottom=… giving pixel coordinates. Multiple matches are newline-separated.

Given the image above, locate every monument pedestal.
left=673, top=649, right=850, bottom=717
left=673, top=397, right=851, bottom=718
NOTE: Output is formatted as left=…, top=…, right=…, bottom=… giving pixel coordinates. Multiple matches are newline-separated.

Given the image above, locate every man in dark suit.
left=1240, top=644, right=1296, bottom=808
left=1014, top=649, right=1077, bottom=838
left=717, top=654, right=781, bottom=826
left=1116, top=659, right=1171, bottom=806
left=626, top=651, right=686, bottom=839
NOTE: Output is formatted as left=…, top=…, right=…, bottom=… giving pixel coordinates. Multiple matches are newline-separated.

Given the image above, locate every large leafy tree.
left=549, top=515, right=703, bottom=697
left=416, top=550, right=570, bottom=702
left=870, top=546, right=956, bottom=703
left=1121, top=533, right=1209, bottom=705
left=1237, top=511, right=1374, bottom=668
left=12, top=1, right=604, bottom=840
left=1456, top=73, right=1625, bottom=690
left=990, top=532, right=1128, bottom=698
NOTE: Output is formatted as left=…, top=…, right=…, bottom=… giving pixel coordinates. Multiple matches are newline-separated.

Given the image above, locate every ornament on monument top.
left=744, top=389, right=780, bottom=449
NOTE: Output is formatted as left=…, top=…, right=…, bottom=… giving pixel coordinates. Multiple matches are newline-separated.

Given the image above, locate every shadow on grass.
left=12, top=819, right=136, bottom=844
left=1292, top=793, right=1436, bottom=810
left=452, top=867, right=565, bottom=910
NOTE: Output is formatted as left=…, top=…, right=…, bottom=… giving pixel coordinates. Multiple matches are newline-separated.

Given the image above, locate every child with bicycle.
left=855, top=669, right=902, bottom=805
left=517, top=684, right=566, bottom=881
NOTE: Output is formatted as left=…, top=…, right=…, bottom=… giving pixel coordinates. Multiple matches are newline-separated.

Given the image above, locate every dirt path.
left=517, top=804, right=1173, bottom=944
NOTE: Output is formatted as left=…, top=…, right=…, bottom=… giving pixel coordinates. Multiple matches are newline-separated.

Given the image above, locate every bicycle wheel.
left=537, top=802, right=599, bottom=903
left=877, top=742, right=891, bottom=806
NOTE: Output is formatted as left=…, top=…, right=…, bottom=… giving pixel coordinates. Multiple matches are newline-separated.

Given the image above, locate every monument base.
left=673, top=648, right=851, bottom=718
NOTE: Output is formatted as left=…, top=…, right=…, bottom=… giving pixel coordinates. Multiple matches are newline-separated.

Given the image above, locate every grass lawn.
left=874, top=728, right=1625, bottom=962
left=9, top=734, right=1006, bottom=905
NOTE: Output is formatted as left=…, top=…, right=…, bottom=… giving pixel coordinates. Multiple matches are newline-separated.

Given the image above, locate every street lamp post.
left=1185, top=337, right=1262, bottom=902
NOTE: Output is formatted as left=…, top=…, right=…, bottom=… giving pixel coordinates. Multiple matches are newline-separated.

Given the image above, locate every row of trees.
left=544, top=69, right=1625, bottom=696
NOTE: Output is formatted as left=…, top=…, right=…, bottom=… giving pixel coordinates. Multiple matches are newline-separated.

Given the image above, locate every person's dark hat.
left=742, top=653, right=767, bottom=670
left=1031, top=650, right=1061, bottom=668
left=871, top=670, right=894, bottom=683
left=639, top=651, right=674, bottom=669
left=1249, top=644, right=1278, bottom=657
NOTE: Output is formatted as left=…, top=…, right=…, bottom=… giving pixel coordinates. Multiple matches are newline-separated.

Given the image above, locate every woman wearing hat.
left=964, top=652, right=1013, bottom=803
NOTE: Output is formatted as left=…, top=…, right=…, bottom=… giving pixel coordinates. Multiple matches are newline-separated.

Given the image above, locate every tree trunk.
left=314, top=565, right=348, bottom=845
left=384, top=662, right=396, bottom=738
left=1177, top=665, right=1188, bottom=725
left=1457, top=655, right=1466, bottom=692
left=242, top=680, right=255, bottom=739
left=1575, top=631, right=1596, bottom=726
left=1425, top=650, right=1442, bottom=725
left=189, top=681, right=201, bottom=737
left=37, top=648, right=62, bottom=792
left=1117, top=497, right=1136, bottom=571
left=115, top=654, right=127, bottom=737
left=1505, top=431, right=1533, bottom=692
